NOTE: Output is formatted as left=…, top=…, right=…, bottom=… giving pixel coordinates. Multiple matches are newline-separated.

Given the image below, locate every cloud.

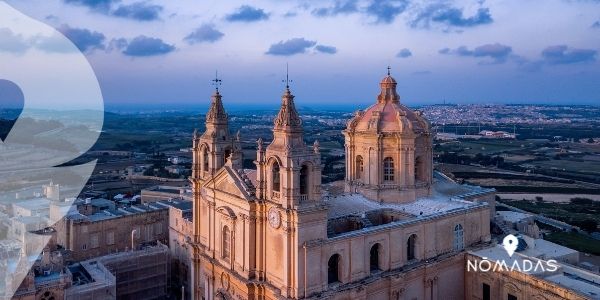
left=58, top=25, right=106, bottom=52
left=412, top=70, right=431, bottom=75
left=45, top=15, right=60, bottom=22
left=592, top=21, right=600, bottom=28
left=396, top=48, right=412, bottom=58
left=0, top=27, right=95, bottom=54
left=440, top=43, right=512, bottom=63
left=64, top=0, right=163, bottom=21
left=412, top=4, right=492, bottom=28
left=226, top=5, right=269, bottom=22
left=63, top=0, right=116, bottom=12
left=366, top=0, right=409, bottom=24
left=112, top=2, right=163, bottom=21
left=266, top=38, right=317, bottom=56
left=283, top=11, right=298, bottom=18
left=107, top=37, right=128, bottom=51
left=0, top=28, right=30, bottom=53
left=184, top=24, right=224, bottom=44
left=312, top=0, right=358, bottom=17
left=541, top=45, right=597, bottom=64
left=315, top=45, right=337, bottom=54
left=119, top=36, right=176, bottom=57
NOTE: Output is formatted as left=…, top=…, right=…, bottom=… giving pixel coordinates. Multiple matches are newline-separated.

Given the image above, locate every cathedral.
left=190, top=70, right=496, bottom=300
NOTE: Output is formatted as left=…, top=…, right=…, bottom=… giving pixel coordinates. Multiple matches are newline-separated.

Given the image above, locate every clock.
left=268, top=208, right=281, bottom=229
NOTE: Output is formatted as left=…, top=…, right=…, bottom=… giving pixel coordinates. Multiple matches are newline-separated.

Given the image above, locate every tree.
left=579, top=219, right=598, bottom=233
left=570, top=198, right=593, bottom=205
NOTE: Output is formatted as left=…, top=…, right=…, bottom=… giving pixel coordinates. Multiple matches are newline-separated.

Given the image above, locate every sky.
left=2, top=0, right=600, bottom=108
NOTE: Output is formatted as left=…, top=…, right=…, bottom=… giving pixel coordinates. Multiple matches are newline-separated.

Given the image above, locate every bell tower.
left=255, top=83, right=322, bottom=208
left=192, top=74, right=242, bottom=182
left=253, top=76, right=327, bottom=299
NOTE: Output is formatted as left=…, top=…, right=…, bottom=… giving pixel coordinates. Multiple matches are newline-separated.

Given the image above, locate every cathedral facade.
left=191, top=72, right=495, bottom=300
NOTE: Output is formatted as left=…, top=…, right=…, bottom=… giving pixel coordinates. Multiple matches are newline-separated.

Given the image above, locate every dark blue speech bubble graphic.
left=0, top=79, right=24, bottom=141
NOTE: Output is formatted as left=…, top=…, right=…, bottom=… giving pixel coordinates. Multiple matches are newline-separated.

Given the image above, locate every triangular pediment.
left=203, top=167, right=250, bottom=199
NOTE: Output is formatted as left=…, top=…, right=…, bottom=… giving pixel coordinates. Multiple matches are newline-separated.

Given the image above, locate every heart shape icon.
left=0, top=79, right=24, bottom=142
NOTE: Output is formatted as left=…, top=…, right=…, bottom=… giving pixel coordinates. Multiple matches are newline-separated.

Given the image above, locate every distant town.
left=1, top=102, right=599, bottom=299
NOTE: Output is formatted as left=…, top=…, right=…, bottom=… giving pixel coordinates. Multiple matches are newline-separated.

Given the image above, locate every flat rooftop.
left=324, top=174, right=491, bottom=221
left=66, top=199, right=189, bottom=222
left=325, top=193, right=479, bottom=219
left=322, top=178, right=490, bottom=238
left=520, top=238, right=578, bottom=259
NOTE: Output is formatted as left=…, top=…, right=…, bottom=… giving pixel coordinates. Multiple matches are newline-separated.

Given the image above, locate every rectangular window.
left=222, top=227, right=231, bottom=261
left=106, top=231, right=115, bottom=245
left=508, top=294, right=517, bottom=300
left=483, top=283, right=490, bottom=300
left=90, top=233, right=99, bottom=248
left=156, top=223, right=163, bottom=235
left=81, top=243, right=87, bottom=250
left=145, top=224, right=153, bottom=240
left=383, top=158, right=394, bottom=181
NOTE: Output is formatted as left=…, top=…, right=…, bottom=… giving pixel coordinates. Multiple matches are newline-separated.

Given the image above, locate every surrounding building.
left=88, top=243, right=170, bottom=300
left=168, top=200, right=194, bottom=299
left=141, top=185, right=193, bottom=203
left=495, top=211, right=541, bottom=238
left=64, top=261, right=117, bottom=300
left=7, top=243, right=168, bottom=300
left=54, top=198, right=171, bottom=261
left=190, top=72, right=496, bottom=300
left=467, top=246, right=600, bottom=300
left=5, top=228, right=116, bottom=300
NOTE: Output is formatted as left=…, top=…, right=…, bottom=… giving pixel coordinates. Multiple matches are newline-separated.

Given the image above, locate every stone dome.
left=347, top=73, right=430, bottom=134
left=380, top=75, right=397, bottom=85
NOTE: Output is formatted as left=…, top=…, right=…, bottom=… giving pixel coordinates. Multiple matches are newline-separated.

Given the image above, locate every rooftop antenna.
left=282, top=63, right=293, bottom=89
left=212, top=70, right=222, bottom=92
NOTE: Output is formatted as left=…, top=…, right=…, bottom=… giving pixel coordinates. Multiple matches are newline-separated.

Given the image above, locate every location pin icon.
left=502, top=234, right=519, bottom=257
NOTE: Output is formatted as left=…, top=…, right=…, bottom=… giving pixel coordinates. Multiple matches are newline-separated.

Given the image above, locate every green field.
left=500, top=199, right=600, bottom=224
left=439, top=140, right=530, bottom=155
left=545, top=232, right=600, bottom=256
left=531, top=159, right=600, bottom=174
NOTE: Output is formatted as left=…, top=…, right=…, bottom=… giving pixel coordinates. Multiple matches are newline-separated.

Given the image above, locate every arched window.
left=453, top=224, right=464, bottom=251
left=41, top=291, right=55, bottom=300
left=202, top=148, right=209, bottom=172
left=272, top=162, right=281, bottom=192
left=383, top=157, right=394, bottom=182
left=355, top=156, right=364, bottom=180
left=407, top=234, right=417, bottom=261
left=370, top=243, right=381, bottom=271
left=222, top=226, right=230, bottom=261
left=327, top=254, right=340, bottom=284
left=300, top=165, right=309, bottom=195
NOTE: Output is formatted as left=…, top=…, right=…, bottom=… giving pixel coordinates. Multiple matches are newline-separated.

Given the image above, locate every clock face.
left=268, top=208, right=281, bottom=229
